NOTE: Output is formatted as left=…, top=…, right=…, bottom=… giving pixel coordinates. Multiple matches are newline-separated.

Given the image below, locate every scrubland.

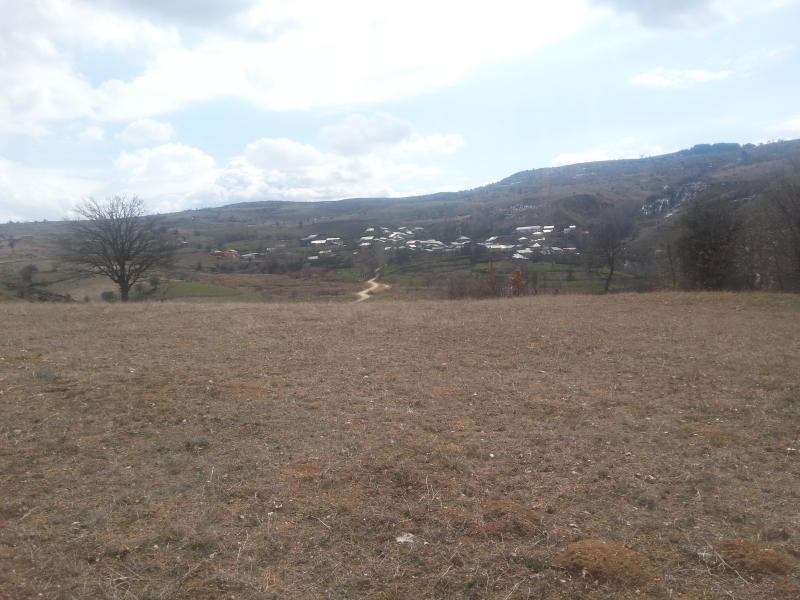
left=1, top=293, right=799, bottom=599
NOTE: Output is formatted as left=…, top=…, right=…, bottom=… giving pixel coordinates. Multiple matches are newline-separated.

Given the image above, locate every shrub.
left=100, top=291, right=118, bottom=303
left=20, top=263, right=38, bottom=284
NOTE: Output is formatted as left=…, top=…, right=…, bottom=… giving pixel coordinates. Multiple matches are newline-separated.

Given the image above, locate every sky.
left=1, top=0, right=799, bottom=222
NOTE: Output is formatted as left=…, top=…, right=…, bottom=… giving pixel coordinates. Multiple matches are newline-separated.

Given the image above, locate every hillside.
left=1, top=139, right=799, bottom=302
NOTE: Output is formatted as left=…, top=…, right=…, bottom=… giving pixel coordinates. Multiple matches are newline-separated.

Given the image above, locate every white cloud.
left=0, top=1, right=178, bottom=134
left=629, top=67, right=733, bottom=88
left=116, top=118, right=176, bottom=145
left=734, top=45, right=793, bottom=70
left=395, top=134, right=465, bottom=157
left=589, top=0, right=732, bottom=28
left=245, top=138, right=326, bottom=170
left=83, top=0, right=257, bottom=28
left=0, top=157, right=103, bottom=222
left=1, top=0, right=795, bottom=135
left=590, top=0, right=800, bottom=29
left=320, top=113, right=464, bottom=157
left=231, top=125, right=459, bottom=203
left=321, top=114, right=414, bottom=156
left=114, top=143, right=217, bottom=188
left=215, top=149, right=440, bottom=204
left=2, top=112, right=464, bottom=219
left=0, top=0, right=592, bottom=129
left=778, top=116, right=800, bottom=134
left=102, top=114, right=465, bottom=210
left=78, top=126, right=105, bottom=142
left=552, top=138, right=670, bottom=167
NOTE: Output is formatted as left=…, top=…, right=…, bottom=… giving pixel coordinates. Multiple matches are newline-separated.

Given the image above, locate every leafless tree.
left=60, top=196, right=174, bottom=302
left=587, top=207, right=636, bottom=293
left=675, top=198, right=744, bottom=290
left=767, top=161, right=800, bottom=289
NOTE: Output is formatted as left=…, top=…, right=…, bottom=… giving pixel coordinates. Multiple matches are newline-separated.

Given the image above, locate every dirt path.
left=355, top=271, right=389, bottom=302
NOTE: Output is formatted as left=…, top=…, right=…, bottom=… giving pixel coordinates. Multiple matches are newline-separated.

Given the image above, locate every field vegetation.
left=1, top=293, right=799, bottom=599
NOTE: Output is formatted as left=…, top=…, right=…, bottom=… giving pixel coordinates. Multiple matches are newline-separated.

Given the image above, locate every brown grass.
left=1, top=292, right=799, bottom=599
left=551, top=539, right=656, bottom=588
left=717, top=540, right=799, bottom=576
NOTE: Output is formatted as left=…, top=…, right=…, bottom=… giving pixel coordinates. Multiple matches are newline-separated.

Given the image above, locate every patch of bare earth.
left=0, top=292, right=799, bottom=599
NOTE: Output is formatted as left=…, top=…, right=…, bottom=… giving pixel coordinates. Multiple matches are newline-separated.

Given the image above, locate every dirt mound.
left=552, top=539, right=656, bottom=588
left=718, top=540, right=798, bottom=575
left=477, top=501, right=541, bottom=538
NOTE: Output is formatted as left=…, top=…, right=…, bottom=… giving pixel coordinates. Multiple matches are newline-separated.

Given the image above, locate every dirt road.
left=355, top=272, right=389, bottom=302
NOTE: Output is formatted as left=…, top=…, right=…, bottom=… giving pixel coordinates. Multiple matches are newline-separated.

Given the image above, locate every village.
left=209, top=223, right=580, bottom=264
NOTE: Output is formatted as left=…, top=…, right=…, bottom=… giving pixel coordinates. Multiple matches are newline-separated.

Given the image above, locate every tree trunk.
left=120, top=285, right=130, bottom=302
left=604, top=260, right=615, bottom=293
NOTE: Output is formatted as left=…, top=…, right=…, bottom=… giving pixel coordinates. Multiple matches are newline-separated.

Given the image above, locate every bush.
left=20, top=263, right=38, bottom=284
left=100, top=291, right=118, bottom=303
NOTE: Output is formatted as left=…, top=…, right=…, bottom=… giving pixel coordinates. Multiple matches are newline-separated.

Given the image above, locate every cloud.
left=734, top=45, right=793, bottom=70
left=589, top=0, right=731, bottom=28
left=222, top=114, right=464, bottom=203
left=320, top=113, right=464, bottom=157
left=114, top=143, right=216, bottom=188
left=1, top=112, right=464, bottom=219
left=116, top=118, right=176, bottom=145
left=629, top=67, right=733, bottom=88
left=630, top=47, right=789, bottom=91
left=552, top=138, right=669, bottom=167
left=78, top=126, right=105, bottom=142
left=215, top=149, right=439, bottom=204
left=82, top=0, right=257, bottom=27
left=0, top=0, right=176, bottom=135
left=0, top=157, right=103, bottom=222
left=0, top=0, right=592, bottom=130
left=245, top=138, right=325, bottom=170
left=104, top=114, right=465, bottom=210
left=321, top=114, right=414, bottom=156
left=778, top=116, right=800, bottom=134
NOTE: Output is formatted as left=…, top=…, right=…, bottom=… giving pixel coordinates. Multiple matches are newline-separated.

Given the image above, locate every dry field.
left=1, top=293, right=799, bottom=600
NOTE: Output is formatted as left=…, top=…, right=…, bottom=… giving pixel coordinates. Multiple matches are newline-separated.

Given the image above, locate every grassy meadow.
left=1, top=293, right=799, bottom=599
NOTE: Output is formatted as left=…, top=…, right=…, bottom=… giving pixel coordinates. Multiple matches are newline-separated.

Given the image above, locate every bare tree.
left=60, top=196, right=174, bottom=302
left=675, top=198, right=744, bottom=290
left=767, top=161, right=800, bottom=289
left=587, top=207, right=636, bottom=293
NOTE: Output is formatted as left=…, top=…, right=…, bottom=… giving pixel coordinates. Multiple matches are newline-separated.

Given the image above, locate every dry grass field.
left=1, top=293, right=799, bottom=599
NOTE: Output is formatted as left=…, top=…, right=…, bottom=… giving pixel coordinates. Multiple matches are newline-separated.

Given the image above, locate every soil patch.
left=478, top=501, right=541, bottom=538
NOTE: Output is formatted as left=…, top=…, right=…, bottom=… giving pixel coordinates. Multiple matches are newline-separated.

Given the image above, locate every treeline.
left=642, top=165, right=800, bottom=292
left=440, top=163, right=800, bottom=298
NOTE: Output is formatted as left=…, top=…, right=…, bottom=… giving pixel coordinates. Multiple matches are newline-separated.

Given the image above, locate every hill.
left=1, top=139, right=799, bottom=302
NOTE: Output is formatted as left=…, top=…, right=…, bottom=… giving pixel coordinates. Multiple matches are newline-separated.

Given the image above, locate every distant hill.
left=2, top=138, right=798, bottom=301
left=199, top=138, right=800, bottom=239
